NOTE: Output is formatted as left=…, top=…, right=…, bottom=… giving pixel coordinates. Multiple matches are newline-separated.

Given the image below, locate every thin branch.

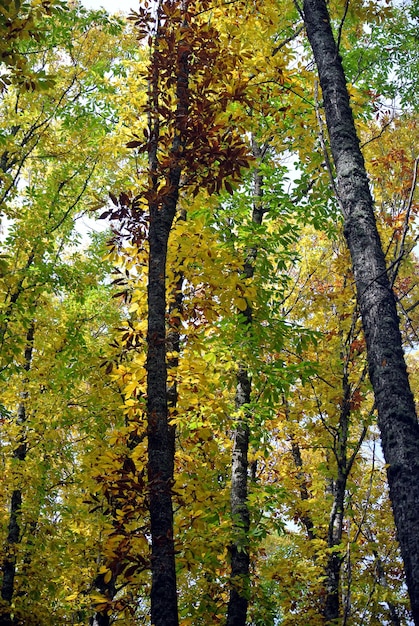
left=336, top=0, right=350, bottom=53
left=281, top=251, right=329, bottom=316
left=352, top=439, right=376, bottom=545
left=397, top=298, right=419, bottom=348
left=310, top=380, right=338, bottom=438
left=405, top=297, right=419, bottom=314
left=193, top=0, right=241, bottom=18
left=346, top=423, right=368, bottom=478
left=360, top=118, right=393, bottom=149
left=282, top=347, right=336, bottom=389
left=294, top=0, right=304, bottom=19
left=272, top=25, right=304, bottom=56
left=47, top=159, right=98, bottom=235
left=390, top=156, right=419, bottom=286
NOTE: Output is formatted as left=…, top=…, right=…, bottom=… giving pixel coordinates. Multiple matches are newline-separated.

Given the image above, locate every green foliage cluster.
left=0, top=0, right=418, bottom=624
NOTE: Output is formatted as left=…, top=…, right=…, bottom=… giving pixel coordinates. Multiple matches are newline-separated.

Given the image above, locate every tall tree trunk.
left=301, top=1, right=419, bottom=621
left=147, top=186, right=179, bottom=626
left=227, top=138, right=266, bottom=626
left=323, top=351, right=353, bottom=623
left=227, top=368, right=251, bottom=626
left=146, top=7, right=190, bottom=624
left=1, top=322, right=35, bottom=626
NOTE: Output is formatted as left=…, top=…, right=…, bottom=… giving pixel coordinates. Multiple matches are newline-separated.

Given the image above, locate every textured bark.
left=227, top=138, right=266, bottom=626
left=1, top=323, right=34, bottom=626
left=147, top=168, right=180, bottom=626
left=146, top=13, right=189, bottom=626
left=323, top=370, right=351, bottom=623
left=147, top=179, right=180, bottom=621
left=227, top=368, right=251, bottom=626
left=302, top=1, right=419, bottom=622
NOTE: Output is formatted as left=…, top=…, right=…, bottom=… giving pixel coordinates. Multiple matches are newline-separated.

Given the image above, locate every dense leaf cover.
left=1, top=0, right=419, bottom=624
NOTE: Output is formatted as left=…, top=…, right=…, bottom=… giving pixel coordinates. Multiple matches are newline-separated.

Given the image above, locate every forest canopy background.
left=1, top=0, right=419, bottom=625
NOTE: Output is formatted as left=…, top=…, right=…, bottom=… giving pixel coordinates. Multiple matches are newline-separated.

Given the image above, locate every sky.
left=82, top=0, right=135, bottom=14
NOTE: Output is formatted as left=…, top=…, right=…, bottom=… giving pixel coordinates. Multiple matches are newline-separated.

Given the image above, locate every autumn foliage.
left=1, top=0, right=419, bottom=625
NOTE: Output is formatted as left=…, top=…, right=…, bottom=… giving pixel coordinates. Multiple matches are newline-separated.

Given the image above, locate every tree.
left=0, top=0, right=64, bottom=91
left=113, top=1, right=254, bottom=622
left=266, top=214, right=415, bottom=623
left=0, top=6, right=136, bottom=623
left=1, top=0, right=419, bottom=623
left=300, top=0, right=419, bottom=621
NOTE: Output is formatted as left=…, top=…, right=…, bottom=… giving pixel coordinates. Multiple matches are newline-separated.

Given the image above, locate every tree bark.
left=1, top=322, right=34, bottom=626
left=227, top=368, right=251, bottom=626
left=146, top=8, right=190, bottom=625
left=227, top=138, right=266, bottom=626
left=323, top=361, right=352, bottom=623
left=147, top=197, right=179, bottom=626
left=302, top=1, right=419, bottom=622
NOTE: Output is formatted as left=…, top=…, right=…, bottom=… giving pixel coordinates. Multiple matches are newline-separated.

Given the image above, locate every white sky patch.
left=74, top=211, right=110, bottom=246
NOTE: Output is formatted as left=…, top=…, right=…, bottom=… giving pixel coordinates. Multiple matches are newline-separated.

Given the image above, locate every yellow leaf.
left=104, top=569, right=112, bottom=584
left=90, top=593, right=108, bottom=604
left=65, top=593, right=78, bottom=601
left=236, top=297, right=248, bottom=311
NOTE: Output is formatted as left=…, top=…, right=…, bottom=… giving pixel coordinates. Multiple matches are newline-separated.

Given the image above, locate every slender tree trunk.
left=0, top=251, right=35, bottom=355
left=147, top=189, right=179, bottom=626
left=323, top=366, right=351, bottom=623
left=302, top=1, right=419, bottom=621
left=227, top=368, right=251, bottom=626
left=1, top=322, right=34, bottom=626
left=324, top=475, right=345, bottom=623
left=227, top=138, right=266, bottom=626
left=147, top=173, right=180, bottom=626
left=146, top=7, right=190, bottom=624
left=285, top=358, right=355, bottom=623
